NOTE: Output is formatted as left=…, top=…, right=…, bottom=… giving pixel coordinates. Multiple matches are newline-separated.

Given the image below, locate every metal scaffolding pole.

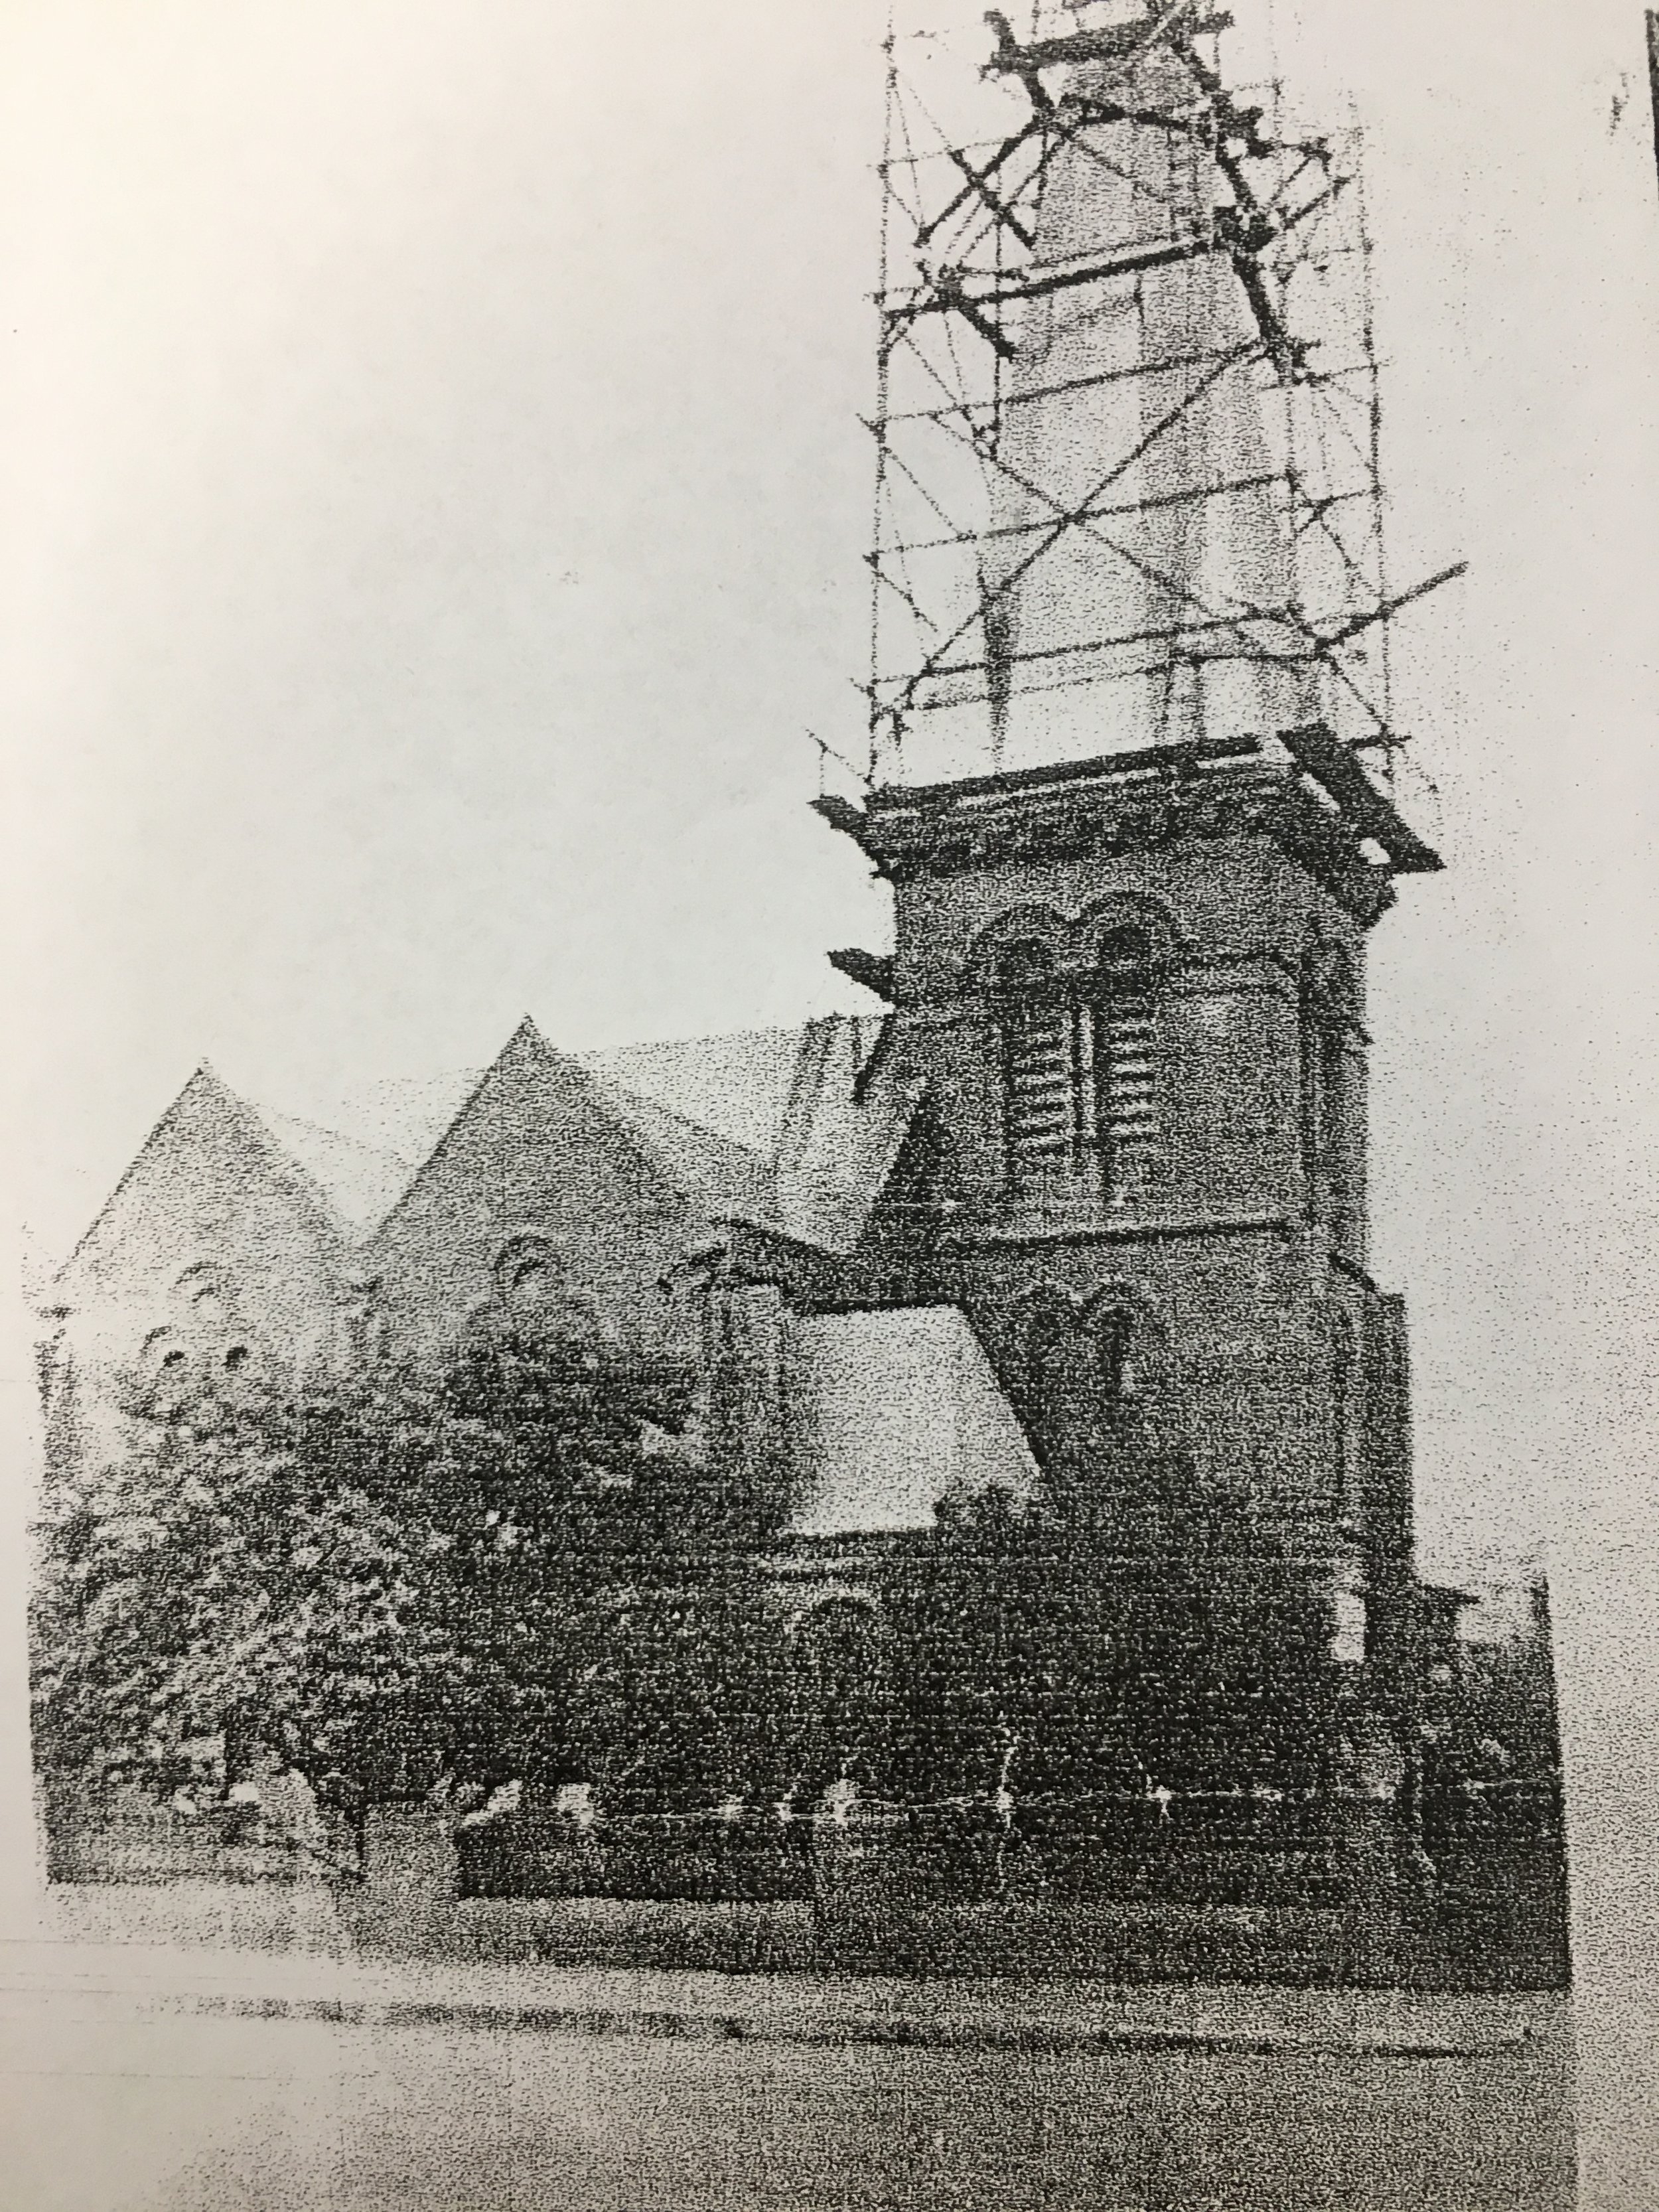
left=857, top=1, right=1463, bottom=794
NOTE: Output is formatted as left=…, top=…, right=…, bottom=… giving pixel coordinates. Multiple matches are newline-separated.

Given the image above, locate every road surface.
left=0, top=1988, right=1574, bottom=2211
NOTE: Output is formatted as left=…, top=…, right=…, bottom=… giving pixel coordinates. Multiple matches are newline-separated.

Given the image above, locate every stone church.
left=36, top=9, right=1449, bottom=1816
left=42, top=730, right=1429, bottom=1705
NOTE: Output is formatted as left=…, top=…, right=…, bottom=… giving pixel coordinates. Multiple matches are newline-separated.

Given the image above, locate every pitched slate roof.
left=783, top=1306, right=1040, bottom=1538
left=64, top=1015, right=926, bottom=1272
left=301, top=1069, right=483, bottom=1171
left=768, top=1017, right=926, bottom=1252
left=581, top=1069, right=779, bottom=1224
left=583, top=1028, right=813, bottom=1159
left=248, top=1107, right=419, bottom=1240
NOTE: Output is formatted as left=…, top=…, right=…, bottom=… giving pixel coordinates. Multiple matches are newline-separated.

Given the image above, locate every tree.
left=885, top=1416, right=1339, bottom=1810
left=31, top=1370, right=459, bottom=1805
left=425, top=1314, right=790, bottom=1808
left=30, top=1317, right=742, bottom=1810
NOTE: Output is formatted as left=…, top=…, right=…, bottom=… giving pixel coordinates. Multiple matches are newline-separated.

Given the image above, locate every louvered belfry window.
left=997, top=926, right=1161, bottom=1195
left=1096, top=928, right=1159, bottom=1181
left=1000, top=942, right=1090, bottom=1183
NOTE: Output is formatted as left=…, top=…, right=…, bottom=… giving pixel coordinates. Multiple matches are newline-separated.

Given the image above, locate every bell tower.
left=820, top=0, right=1463, bottom=1704
left=818, top=724, right=1437, bottom=1668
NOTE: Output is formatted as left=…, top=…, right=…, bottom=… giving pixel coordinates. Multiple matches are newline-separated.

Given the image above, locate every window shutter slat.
left=1005, top=998, right=1085, bottom=1181
left=1099, top=991, right=1159, bottom=1167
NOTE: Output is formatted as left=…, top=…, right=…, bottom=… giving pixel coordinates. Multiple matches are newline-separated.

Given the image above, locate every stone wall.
left=365, top=1023, right=715, bottom=1366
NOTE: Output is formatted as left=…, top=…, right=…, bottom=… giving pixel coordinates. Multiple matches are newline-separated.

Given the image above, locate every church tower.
left=818, top=730, right=1435, bottom=1689
left=820, top=0, right=1463, bottom=1708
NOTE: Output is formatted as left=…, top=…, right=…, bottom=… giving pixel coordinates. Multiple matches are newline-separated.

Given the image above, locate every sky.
left=5, top=0, right=1657, bottom=1589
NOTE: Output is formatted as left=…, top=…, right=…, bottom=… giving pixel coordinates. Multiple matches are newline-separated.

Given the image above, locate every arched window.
left=506, top=1256, right=551, bottom=1311
left=1094, top=1303, right=1137, bottom=1404
left=215, top=1339, right=275, bottom=1396
left=136, top=1328, right=197, bottom=1415
left=341, top=1274, right=389, bottom=1366
left=1021, top=1289, right=1151, bottom=1472
left=1023, top=1292, right=1090, bottom=1460
left=1301, top=944, right=1355, bottom=1238
left=490, top=1234, right=601, bottom=1349
left=1332, top=1312, right=1361, bottom=1527
left=790, top=1598, right=885, bottom=1781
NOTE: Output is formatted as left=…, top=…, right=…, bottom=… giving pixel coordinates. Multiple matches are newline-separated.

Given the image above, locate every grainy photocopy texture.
left=6, top=1, right=1656, bottom=2206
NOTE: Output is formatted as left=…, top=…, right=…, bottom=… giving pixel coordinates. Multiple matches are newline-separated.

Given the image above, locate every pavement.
left=0, top=1984, right=1579, bottom=2212
left=0, top=1900, right=1578, bottom=2209
left=0, top=1927, right=1551, bottom=2059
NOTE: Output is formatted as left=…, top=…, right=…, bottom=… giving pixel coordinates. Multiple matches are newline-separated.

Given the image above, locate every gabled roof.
left=56, top=1062, right=356, bottom=1283
left=267, top=1015, right=922, bottom=1254
left=585, top=1017, right=922, bottom=1255
left=58, top=1015, right=928, bottom=1270
left=358, top=1017, right=786, bottom=1245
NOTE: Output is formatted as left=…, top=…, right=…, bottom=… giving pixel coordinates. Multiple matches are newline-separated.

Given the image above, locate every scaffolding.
left=858, top=0, right=1463, bottom=793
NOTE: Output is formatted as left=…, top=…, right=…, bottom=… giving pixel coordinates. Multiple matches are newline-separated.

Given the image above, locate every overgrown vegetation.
left=33, top=1331, right=1337, bottom=1823
left=881, top=1422, right=1338, bottom=1809
left=31, top=1319, right=774, bottom=1812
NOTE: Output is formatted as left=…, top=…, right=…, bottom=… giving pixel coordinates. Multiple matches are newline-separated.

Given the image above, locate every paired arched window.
left=991, top=915, right=1164, bottom=1197
left=1022, top=1288, right=1157, bottom=1467
left=135, top=1268, right=269, bottom=1414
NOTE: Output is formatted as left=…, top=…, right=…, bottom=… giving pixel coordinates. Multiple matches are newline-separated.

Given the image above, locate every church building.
left=37, top=7, right=1456, bottom=1851
left=41, top=728, right=1432, bottom=1726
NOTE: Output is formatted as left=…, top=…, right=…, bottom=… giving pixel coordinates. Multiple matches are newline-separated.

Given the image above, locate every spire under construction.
left=861, top=1, right=1462, bottom=799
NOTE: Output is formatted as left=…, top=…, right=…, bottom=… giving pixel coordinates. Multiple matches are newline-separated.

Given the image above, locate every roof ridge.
left=255, top=1102, right=417, bottom=1167
left=581, top=1021, right=806, bottom=1056
left=586, top=1069, right=776, bottom=1169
